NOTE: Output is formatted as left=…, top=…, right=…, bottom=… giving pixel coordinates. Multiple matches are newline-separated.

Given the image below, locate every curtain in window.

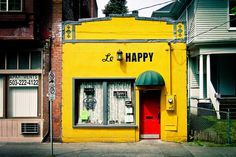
left=0, top=77, right=3, bottom=117
left=8, top=87, right=38, bottom=117
left=79, top=82, right=103, bottom=124
left=108, top=82, right=132, bottom=124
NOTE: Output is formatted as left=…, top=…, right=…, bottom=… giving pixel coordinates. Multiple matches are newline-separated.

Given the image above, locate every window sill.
left=0, top=12, right=27, bottom=22
left=228, top=28, right=236, bottom=31
left=73, top=124, right=137, bottom=128
left=0, top=69, right=42, bottom=74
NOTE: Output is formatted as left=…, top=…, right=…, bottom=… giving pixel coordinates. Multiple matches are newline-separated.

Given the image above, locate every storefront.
left=0, top=49, right=44, bottom=142
left=62, top=15, right=187, bottom=142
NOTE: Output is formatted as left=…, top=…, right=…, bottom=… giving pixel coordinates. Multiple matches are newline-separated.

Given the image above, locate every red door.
left=140, top=90, right=160, bottom=139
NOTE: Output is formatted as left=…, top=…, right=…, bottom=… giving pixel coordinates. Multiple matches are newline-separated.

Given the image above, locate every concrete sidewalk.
left=0, top=140, right=235, bottom=157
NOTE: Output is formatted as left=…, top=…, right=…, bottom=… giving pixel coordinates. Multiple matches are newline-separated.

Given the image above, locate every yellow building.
left=62, top=15, right=187, bottom=142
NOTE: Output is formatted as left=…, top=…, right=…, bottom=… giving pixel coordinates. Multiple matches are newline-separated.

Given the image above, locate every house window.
left=74, top=79, right=135, bottom=126
left=0, top=53, right=5, bottom=69
left=0, top=0, right=22, bottom=12
left=229, top=0, right=236, bottom=28
left=0, top=75, right=39, bottom=118
left=0, top=51, right=42, bottom=70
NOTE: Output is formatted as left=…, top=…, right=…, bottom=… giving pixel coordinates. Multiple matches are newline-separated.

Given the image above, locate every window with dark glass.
left=7, top=53, right=17, bottom=69
left=0, top=53, right=5, bottom=69
left=31, top=52, right=41, bottom=69
left=3, top=51, right=42, bottom=70
left=0, top=0, right=7, bottom=11
left=19, top=52, right=29, bottom=69
left=229, top=0, right=236, bottom=28
left=8, top=0, right=21, bottom=11
left=0, top=0, right=22, bottom=11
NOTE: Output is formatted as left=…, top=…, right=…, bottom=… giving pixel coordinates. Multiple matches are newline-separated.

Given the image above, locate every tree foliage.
left=232, top=7, right=236, bottom=15
left=103, top=0, right=128, bottom=17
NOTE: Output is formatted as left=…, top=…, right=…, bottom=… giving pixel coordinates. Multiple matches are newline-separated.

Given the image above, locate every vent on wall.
left=21, top=123, right=39, bottom=134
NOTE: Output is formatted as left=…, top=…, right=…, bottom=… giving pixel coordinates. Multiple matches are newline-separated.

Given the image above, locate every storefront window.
left=74, top=79, right=135, bottom=126
left=108, top=82, right=134, bottom=125
left=8, top=87, right=38, bottom=117
left=7, top=75, right=39, bottom=117
left=78, top=82, right=103, bottom=125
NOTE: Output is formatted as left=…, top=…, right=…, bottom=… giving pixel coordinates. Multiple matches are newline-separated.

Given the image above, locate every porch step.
left=197, top=102, right=216, bottom=116
left=218, top=97, right=236, bottom=119
left=198, top=98, right=211, bottom=104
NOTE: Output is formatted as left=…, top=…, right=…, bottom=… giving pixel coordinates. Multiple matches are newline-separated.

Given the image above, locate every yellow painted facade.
left=62, top=16, right=187, bottom=142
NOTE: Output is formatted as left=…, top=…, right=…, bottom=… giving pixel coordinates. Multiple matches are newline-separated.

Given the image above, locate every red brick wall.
left=90, top=0, right=98, bottom=18
left=51, top=0, right=62, bottom=142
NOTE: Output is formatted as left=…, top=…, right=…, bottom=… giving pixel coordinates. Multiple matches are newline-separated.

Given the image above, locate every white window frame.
left=228, top=0, right=236, bottom=30
left=0, top=0, right=22, bottom=12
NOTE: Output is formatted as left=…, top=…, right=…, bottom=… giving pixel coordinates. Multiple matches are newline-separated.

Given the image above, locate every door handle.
left=158, top=112, right=160, bottom=119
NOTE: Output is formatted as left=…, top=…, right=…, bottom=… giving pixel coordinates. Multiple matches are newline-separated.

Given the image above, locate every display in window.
left=83, top=88, right=97, bottom=111
left=125, top=101, right=134, bottom=123
left=108, top=82, right=134, bottom=125
left=113, top=91, right=128, bottom=98
left=78, top=82, right=103, bottom=125
left=76, top=80, right=135, bottom=126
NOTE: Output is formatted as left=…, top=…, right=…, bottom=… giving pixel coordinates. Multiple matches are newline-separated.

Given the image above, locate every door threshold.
left=140, top=134, right=160, bottom=139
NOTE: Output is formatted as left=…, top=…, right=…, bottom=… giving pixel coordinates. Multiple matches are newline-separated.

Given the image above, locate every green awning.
left=135, top=70, right=165, bottom=86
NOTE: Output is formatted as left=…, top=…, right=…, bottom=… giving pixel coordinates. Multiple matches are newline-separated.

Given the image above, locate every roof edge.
left=63, top=14, right=185, bottom=25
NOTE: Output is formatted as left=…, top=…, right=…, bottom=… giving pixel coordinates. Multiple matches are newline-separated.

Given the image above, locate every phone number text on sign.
left=9, top=75, right=39, bottom=87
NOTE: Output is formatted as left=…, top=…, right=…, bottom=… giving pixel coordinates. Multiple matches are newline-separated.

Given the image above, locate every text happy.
left=126, top=52, right=153, bottom=62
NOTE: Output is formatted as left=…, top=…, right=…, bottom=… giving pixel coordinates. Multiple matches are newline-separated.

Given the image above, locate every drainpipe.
left=42, top=36, right=52, bottom=142
left=168, top=42, right=173, bottom=95
left=187, top=48, right=191, bottom=141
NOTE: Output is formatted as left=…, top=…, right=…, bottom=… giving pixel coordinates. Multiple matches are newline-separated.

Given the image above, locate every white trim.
left=200, top=47, right=236, bottom=55
left=228, top=0, right=236, bottom=30
left=206, top=55, right=210, bottom=98
left=199, top=55, right=204, bottom=99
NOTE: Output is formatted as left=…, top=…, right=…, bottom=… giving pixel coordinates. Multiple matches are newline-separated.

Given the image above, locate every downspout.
left=42, top=36, right=52, bottom=142
left=187, top=48, right=191, bottom=141
left=184, top=3, right=192, bottom=141
left=168, top=42, right=173, bottom=95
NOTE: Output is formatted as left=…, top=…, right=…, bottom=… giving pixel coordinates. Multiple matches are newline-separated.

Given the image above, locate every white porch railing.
left=206, top=55, right=220, bottom=119
left=207, top=81, right=220, bottom=119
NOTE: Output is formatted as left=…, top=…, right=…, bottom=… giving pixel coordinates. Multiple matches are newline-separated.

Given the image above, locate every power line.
left=187, top=0, right=199, bottom=36
left=188, top=17, right=236, bottom=40
left=128, top=0, right=175, bottom=13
